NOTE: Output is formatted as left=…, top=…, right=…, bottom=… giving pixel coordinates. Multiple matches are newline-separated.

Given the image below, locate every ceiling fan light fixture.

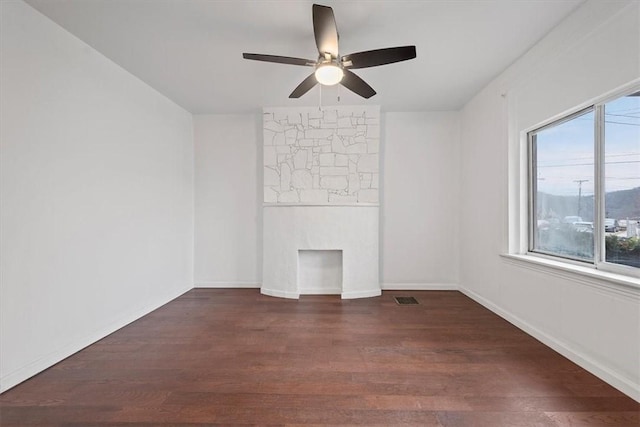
left=314, top=63, right=343, bottom=86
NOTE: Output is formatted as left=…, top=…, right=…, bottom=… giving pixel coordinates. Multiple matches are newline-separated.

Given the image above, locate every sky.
left=535, top=93, right=640, bottom=197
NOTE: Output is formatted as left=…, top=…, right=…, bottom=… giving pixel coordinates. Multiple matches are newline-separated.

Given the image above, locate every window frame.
left=526, top=85, right=640, bottom=278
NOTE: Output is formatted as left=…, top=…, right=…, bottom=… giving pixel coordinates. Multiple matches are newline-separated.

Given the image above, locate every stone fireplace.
left=261, top=106, right=380, bottom=299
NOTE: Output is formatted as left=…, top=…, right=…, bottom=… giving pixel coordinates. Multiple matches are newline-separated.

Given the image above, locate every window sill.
left=500, top=253, right=640, bottom=300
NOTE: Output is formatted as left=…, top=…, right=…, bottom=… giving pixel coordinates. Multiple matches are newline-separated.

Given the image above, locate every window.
left=528, top=88, right=640, bottom=275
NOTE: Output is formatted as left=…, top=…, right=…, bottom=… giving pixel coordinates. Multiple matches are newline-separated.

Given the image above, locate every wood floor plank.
left=0, top=289, right=638, bottom=426
left=545, top=410, right=640, bottom=426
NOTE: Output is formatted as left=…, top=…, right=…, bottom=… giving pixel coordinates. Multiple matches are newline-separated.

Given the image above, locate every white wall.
left=382, top=112, right=460, bottom=288
left=0, top=1, right=194, bottom=393
left=459, top=0, right=640, bottom=400
left=194, top=114, right=261, bottom=287
left=194, top=111, right=460, bottom=289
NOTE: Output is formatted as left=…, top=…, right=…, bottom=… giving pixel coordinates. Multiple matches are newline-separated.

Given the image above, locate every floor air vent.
left=394, top=296, right=419, bottom=305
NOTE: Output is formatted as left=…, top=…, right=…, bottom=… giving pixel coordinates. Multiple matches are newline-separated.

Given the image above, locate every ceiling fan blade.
left=341, top=69, right=376, bottom=99
left=242, top=53, right=316, bottom=66
left=289, top=73, right=318, bottom=98
left=313, top=4, right=339, bottom=58
left=342, top=46, right=416, bottom=69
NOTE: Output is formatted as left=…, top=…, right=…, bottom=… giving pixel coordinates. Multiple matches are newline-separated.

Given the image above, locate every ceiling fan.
left=242, top=4, right=416, bottom=99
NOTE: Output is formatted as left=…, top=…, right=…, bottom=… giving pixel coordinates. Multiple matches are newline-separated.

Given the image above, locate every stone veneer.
left=263, top=106, right=380, bottom=205
left=262, top=105, right=381, bottom=299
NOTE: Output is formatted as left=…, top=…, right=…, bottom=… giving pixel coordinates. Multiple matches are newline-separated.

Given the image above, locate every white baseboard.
left=196, top=282, right=459, bottom=291
left=195, top=281, right=260, bottom=288
left=459, top=286, right=640, bottom=403
left=341, top=289, right=382, bottom=299
left=0, top=284, right=191, bottom=394
left=260, top=287, right=299, bottom=299
left=381, top=282, right=459, bottom=291
left=299, top=288, right=342, bottom=295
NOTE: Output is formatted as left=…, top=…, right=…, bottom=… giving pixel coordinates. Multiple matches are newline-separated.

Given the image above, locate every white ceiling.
left=25, top=0, right=583, bottom=114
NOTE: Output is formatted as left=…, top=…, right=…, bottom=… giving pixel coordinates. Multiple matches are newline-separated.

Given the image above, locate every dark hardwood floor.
left=1, top=289, right=638, bottom=426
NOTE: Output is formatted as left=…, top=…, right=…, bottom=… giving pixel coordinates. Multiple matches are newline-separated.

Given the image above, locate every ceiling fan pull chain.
left=319, top=84, right=322, bottom=111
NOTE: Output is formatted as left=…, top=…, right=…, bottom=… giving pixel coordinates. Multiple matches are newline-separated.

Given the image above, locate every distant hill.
left=537, top=187, right=639, bottom=221
left=605, top=187, right=640, bottom=220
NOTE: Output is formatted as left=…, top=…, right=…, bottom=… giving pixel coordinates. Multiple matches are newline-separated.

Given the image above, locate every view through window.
left=529, top=89, right=639, bottom=271
left=604, top=93, right=640, bottom=268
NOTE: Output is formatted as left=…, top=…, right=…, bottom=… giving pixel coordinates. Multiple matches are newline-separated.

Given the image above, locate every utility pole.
left=574, top=179, right=589, bottom=218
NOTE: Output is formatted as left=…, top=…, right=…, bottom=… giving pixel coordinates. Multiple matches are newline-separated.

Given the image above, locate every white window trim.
left=506, top=79, right=640, bottom=296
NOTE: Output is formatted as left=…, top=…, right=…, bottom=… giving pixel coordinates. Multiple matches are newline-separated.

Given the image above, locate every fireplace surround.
left=261, top=106, right=380, bottom=299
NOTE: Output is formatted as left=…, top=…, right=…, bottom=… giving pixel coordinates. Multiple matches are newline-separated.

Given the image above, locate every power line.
left=538, top=160, right=640, bottom=168
left=605, top=112, right=640, bottom=119
left=607, top=107, right=640, bottom=112
left=603, top=153, right=640, bottom=158
left=537, top=153, right=640, bottom=164
left=606, top=107, right=640, bottom=114
left=605, top=120, right=640, bottom=127
left=605, top=177, right=640, bottom=180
